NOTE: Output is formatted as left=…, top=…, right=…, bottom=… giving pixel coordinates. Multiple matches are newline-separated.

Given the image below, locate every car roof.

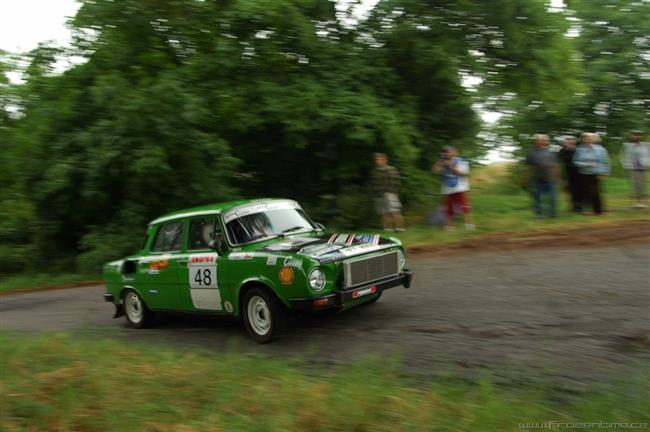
left=148, top=198, right=296, bottom=226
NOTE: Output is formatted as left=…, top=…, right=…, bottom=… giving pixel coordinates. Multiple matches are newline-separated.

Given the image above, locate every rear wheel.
left=123, top=289, right=153, bottom=328
left=242, top=287, right=287, bottom=343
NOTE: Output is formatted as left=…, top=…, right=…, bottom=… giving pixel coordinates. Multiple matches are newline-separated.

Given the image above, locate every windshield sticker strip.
left=222, top=200, right=299, bottom=223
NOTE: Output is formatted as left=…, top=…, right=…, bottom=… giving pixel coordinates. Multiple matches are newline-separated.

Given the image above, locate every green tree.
left=569, top=0, right=650, bottom=142
left=2, top=0, right=602, bottom=273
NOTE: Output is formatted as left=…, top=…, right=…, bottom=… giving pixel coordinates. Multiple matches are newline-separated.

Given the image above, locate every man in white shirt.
left=433, top=146, right=475, bottom=229
left=621, top=131, right=650, bottom=209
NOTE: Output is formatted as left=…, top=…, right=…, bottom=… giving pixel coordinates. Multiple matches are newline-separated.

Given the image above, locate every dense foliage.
left=1, top=0, right=648, bottom=273
left=495, top=0, right=650, bottom=151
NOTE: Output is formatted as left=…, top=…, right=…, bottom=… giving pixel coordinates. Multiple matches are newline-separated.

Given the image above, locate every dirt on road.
left=1, top=242, right=649, bottom=391
left=407, top=218, right=650, bottom=256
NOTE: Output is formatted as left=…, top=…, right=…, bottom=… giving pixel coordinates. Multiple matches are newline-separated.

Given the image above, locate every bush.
left=76, top=224, right=144, bottom=274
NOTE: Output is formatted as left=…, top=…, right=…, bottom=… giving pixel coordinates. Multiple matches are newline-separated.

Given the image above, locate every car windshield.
left=226, top=208, right=315, bottom=245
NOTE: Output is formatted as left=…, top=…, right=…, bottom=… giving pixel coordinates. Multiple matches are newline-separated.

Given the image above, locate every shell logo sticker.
left=279, top=266, right=294, bottom=285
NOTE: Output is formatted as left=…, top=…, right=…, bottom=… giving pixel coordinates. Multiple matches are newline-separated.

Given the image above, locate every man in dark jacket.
left=559, top=135, right=582, bottom=212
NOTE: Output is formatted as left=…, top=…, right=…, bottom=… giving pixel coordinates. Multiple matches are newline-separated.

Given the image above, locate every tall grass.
left=1, top=334, right=648, bottom=431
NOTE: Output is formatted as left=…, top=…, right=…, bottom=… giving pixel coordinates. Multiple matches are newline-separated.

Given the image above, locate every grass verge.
left=0, top=273, right=102, bottom=294
left=395, top=167, right=649, bottom=248
left=1, top=334, right=648, bottom=432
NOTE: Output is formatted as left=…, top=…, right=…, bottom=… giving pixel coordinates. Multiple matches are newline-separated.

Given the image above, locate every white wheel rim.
left=247, top=295, right=271, bottom=336
left=125, top=292, right=143, bottom=323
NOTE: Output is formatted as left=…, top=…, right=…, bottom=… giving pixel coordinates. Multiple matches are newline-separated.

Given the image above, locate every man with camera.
left=433, top=146, right=475, bottom=230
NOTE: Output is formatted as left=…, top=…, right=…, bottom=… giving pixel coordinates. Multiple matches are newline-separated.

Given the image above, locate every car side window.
left=151, top=222, right=184, bottom=252
left=188, top=218, right=216, bottom=250
left=187, top=217, right=224, bottom=250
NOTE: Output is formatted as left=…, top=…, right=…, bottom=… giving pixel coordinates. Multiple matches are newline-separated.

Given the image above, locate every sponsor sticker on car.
left=352, top=286, right=377, bottom=299
left=188, top=253, right=221, bottom=311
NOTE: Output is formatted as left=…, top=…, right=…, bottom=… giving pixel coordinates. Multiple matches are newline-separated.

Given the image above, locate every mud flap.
left=113, top=303, right=124, bottom=319
left=402, top=270, right=414, bottom=288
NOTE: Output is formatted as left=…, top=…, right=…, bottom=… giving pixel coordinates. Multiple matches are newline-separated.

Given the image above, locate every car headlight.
left=397, top=250, right=406, bottom=269
left=308, top=268, right=326, bottom=291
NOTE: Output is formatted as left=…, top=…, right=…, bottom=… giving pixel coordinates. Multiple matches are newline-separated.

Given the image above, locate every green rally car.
left=103, top=198, right=413, bottom=343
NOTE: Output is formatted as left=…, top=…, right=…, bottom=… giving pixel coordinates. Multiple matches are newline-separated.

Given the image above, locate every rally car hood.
left=258, top=233, right=399, bottom=263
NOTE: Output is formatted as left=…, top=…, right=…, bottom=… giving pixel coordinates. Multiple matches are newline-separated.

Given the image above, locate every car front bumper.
left=288, top=269, right=413, bottom=311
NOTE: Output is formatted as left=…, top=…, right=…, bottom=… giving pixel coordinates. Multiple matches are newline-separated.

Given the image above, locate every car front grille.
left=343, top=251, right=399, bottom=288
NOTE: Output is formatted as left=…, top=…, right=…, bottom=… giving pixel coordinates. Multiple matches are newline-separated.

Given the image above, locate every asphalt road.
left=2, top=244, right=649, bottom=390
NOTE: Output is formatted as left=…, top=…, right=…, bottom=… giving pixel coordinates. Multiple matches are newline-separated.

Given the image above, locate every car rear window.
left=151, top=222, right=184, bottom=252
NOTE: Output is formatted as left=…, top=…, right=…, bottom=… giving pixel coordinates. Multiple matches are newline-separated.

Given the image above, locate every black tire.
left=122, top=289, right=154, bottom=328
left=241, top=287, right=287, bottom=343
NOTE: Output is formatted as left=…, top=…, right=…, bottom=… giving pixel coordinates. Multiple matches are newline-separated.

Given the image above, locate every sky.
left=1, top=0, right=80, bottom=53
left=0, top=0, right=565, bottom=53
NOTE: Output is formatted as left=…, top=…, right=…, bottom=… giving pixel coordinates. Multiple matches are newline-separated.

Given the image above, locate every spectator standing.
left=370, top=153, right=405, bottom=231
left=559, top=135, right=582, bottom=213
left=433, top=146, right=475, bottom=230
left=573, top=132, right=610, bottom=215
left=526, top=134, right=558, bottom=218
left=620, top=131, right=650, bottom=209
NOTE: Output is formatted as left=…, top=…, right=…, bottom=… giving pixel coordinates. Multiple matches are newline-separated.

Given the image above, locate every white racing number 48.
left=190, top=265, right=217, bottom=288
left=188, top=254, right=221, bottom=311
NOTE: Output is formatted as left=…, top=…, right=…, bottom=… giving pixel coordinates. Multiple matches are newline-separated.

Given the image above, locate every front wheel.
left=242, top=287, right=287, bottom=343
left=123, top=289, right=153, bottom=328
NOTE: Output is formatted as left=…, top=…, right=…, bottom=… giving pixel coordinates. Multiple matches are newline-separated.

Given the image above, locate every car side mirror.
left=315, top=222, right=326, bottom=231
left=209, top=239, right=223, bottom=255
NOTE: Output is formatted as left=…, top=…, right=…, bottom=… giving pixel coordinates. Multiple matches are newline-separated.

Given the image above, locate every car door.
left=136, top=220, right=184, bottom=310
left=177, top=215, right=229, bottom=312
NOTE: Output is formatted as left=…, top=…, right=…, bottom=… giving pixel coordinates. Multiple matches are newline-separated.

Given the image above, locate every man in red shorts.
left=433, top=146, right=475, bottom=230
